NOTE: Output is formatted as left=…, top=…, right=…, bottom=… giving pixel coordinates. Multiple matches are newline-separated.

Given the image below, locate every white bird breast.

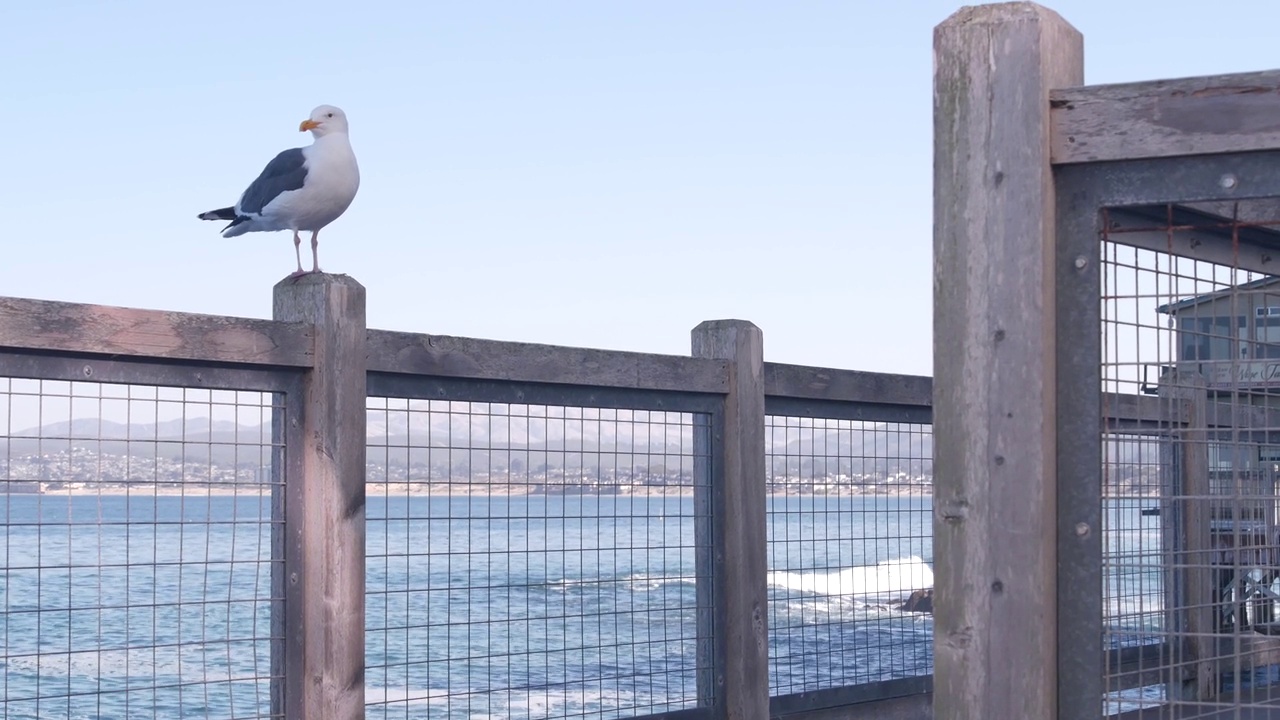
left=268, top=136, right=360, bottom=232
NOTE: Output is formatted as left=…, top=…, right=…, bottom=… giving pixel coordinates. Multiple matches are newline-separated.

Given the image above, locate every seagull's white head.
left=299, top=105, right=349, bottom=137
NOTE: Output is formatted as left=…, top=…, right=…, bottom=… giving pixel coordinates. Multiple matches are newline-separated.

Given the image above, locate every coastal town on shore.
left=4, top=444, right=937, bottom=497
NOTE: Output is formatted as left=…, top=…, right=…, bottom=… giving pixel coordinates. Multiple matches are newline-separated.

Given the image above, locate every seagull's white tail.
left=220, top=222, right=252, bottom=238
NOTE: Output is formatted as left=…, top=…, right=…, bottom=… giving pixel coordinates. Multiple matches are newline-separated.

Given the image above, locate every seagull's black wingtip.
left=198, top=207, right=237, bottom=222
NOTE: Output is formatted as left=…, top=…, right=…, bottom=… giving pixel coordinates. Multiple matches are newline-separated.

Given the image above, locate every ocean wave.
left=366, top=685, right=652, bottom=718
left=623, top=572, right=696, bottom=591
left=767, top=557, right=933, bottom=601
left=366, top=686, right=450, bottom=707
left=545, top=572, right=696, bottom=593
left=2, top=648, right=263, bottom=682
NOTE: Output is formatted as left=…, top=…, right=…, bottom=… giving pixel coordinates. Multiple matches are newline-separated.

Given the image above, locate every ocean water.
left=0, top=494, right=935, bottom=719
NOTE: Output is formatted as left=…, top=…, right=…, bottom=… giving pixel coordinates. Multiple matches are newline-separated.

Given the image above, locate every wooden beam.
left=1206, top=394, right=1280, bottom=430
left=1103, top=390, right=1280, bottom=433
left=1104, top=392, right=1189, bottom=427
left=770, top=677, right=933, bottom=717
left=366, top=329, right=728, bottom=394
left=763, top=362, right=931, bottom=406
left=274, top=274, right=367, bottom=720
left=0, top=296, right=313, bottom=367
left=933, top=4, right=1083, bottom=720
left=1051, top=69, right=1280, bottom=164
left=691, top=320, right=767, bottom=720
left=1161, top=374, right=1217, bottom=701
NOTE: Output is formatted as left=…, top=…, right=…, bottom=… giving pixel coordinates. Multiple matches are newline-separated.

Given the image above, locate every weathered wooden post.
left=1161, top=373, right=1216, bottom=700
left=274, top=274, right=368, bottom=720
left=692, top=320, right=768, bottom=719
left=934, top=3, right=1083, bottom=719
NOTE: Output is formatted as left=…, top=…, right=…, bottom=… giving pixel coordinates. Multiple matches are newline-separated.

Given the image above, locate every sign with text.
left=1205, top=360, right=1280, bottom=388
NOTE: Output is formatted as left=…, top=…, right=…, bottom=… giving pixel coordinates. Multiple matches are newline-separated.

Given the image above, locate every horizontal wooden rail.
left=1051, top=69, right=1280, bottom=164
left=0, top=296, right=314, bottom=368
left=366, top=329, right=730, bottom=394
left=367, top=331, right=938, bottom=409
left=1104, top=391, right=1280, bottom=433
left=0, top=295, right=940, bottom=412
left=764, top=362, right=931, bottom=407
left=771, top=676, right=933, bottom=719
left=1103, top=392, right=1185, bottom=429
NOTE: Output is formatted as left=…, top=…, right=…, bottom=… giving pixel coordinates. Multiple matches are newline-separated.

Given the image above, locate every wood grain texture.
left=1161, top=375, right=1217, bottom=701
left=933, top=4, right=1083, bottom=719
left=273, top=274, right=367, bottom=720
left=772, top=694, right=931, bottom=720
left=770, top=677, right=932, bottom=718
left=692, top=320, right=767, bottom=720
left=1101, top=392, right=1280, bottom=432
left=1104, top=392, right=1189, bottom=427
left=1052, top=69, right=1280, bottom=164
left=1205, top=396, right=1280, bottom=429
left=0, top=296, right=313, bottom=366
left=763, top=362, right=930, bottom=406
left=367, top=329, right=728, bottom=394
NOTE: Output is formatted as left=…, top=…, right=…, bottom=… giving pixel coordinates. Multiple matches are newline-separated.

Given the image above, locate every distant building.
left=1158, top=275, right=1280, bottom=391
left=1156, top=274, right=1280, bottom=476
left=1148, top=211, right=1280, bottom=634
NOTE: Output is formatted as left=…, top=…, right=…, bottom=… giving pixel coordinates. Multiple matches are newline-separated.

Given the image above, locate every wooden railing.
left=0, top=276, right=935, bottom=720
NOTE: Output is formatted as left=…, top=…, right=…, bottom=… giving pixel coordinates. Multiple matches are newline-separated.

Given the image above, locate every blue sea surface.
left=0, top=493, right=936, bottom=719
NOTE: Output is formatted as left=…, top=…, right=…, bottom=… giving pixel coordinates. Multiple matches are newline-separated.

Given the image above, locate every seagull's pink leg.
left=310, top=231, right=323, bottom=274
left=289, top=230, right=307, bottom=277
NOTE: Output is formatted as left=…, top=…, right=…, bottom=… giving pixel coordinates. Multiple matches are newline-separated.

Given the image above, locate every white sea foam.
left=366, top=686, right=450, bottom=707
left=366, top=685, right=657, bottom=719
left=767, top=556, right=933, bottom=601
left=623, top=572, right=696, bottom=591
left=546, top=572, right=696, bottom=592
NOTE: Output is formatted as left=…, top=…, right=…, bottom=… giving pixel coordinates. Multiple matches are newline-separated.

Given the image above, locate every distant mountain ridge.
left=5, top=410, right=934, bottom=485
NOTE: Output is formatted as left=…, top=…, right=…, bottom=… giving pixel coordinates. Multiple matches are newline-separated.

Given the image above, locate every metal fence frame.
left=0, top=349, right=299, bottom=718
left=0, top=286, right=935, bottom=719
left=763, top=395, right=933, bottom=718
left=362, top=372, right=724, bottom=718
left=1056, top=151, right=1280, bottom=718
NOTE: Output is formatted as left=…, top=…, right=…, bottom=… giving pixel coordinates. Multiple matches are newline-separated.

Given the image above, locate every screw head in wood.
left=1220, top=174, right=1238, bottom=190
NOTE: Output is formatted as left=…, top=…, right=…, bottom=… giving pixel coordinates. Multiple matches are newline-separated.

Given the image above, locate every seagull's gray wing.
left=238, top=148, right=308, bottom=215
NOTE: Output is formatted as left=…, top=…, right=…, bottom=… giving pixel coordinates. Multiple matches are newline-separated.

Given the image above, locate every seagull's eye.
left=327, top=112, right=334, bottom=118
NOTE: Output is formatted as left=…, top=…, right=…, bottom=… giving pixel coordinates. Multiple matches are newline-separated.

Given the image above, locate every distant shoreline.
left=11, top=483, right=936, bottom=498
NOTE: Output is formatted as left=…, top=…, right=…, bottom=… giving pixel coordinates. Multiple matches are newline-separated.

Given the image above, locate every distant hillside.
left=6, top=417, right=267, bottom=466
left=5, top=407, right=935, bottom=484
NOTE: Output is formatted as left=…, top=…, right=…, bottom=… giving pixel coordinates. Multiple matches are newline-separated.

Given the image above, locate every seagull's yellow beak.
left=299, top=119, right=321, bottom=132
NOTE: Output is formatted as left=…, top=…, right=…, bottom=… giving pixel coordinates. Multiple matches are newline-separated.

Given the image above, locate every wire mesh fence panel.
left=1100, top=203, right=1280, bottom=716
left=764, top=414, right=933, bottom=695
left=0, top=376, right=283, bottom=720
left=364, top=397, right=710, bottom=720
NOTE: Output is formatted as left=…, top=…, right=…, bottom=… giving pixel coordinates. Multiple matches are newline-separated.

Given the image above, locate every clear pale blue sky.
left=4, top=1, right=1278, bottom=377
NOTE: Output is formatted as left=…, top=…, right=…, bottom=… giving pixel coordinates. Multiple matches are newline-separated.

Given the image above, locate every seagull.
left=199, top=105, right=360, bottom=276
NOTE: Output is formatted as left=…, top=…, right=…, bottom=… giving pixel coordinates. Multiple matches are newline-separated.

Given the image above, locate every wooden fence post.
left=274, top=274, right=368, bottom=720
left=1161, top=373, right=1215, bottom=700
left=692, top=320, right=768, bottom=720
left=933, top=3, right=1083, bottom=719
